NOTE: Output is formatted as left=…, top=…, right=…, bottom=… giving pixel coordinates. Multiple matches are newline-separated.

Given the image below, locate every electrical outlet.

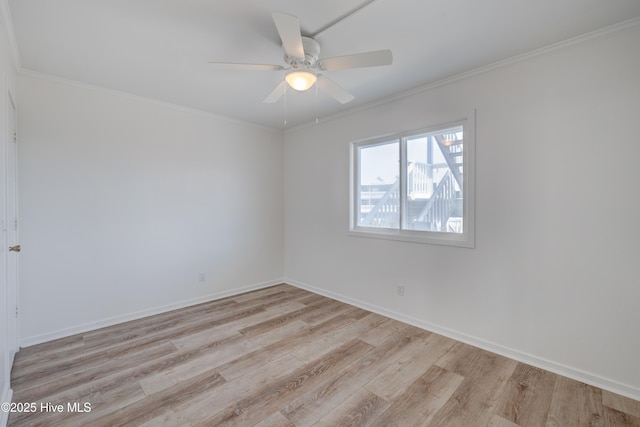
left=396, top=285, right=405, bottom=296
left=199, top=272, right=206, bottom=282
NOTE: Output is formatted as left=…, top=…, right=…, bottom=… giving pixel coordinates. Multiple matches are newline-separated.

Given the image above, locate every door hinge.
left=13, top=131, right=17, bottom=143
left=15, top=305, right=18, bottom=318
left=13, top=218, right=18, bottom=231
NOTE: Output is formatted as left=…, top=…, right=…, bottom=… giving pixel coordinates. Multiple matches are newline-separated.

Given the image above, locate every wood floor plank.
left=215, top=321, right=312, bottom=381
left=313, top=390, right=391, bottom=427
left=281, top=326, right=430, bottom=426
left=545, top=376, right=586, bottom=427
left=494, top=362, right=557, bottom=426
left=486, top=414, right=521, bottom=427
left=604, top=390, right=640, bottom=418
left=604, top=407, right=640, bottom=426
left=582, top=384, right=606, bottom=427
left=428, top=342, right=518, bottom=427
left=216, top=315, right=356, bottom=382
left=230, top=283, right=302, bottom=303
left=80, top=297, right=239, bottom=348
left=290, top=312, right=388, bottom=364
left=245, top=318, right=310, bottom=348
left=371, top=365, right=465, bottom=427
left=9, top=285, right=640, bottom=426
left=364, top=332, right=455, bottom=401
left=254, top=412, right=296, bottom=427
left=359, top=317, right=411, bottom=346
left=13, top=340, right=178, bottom=401
left=170, top=354, right=307, bottom=425
left=138, top=410, right=187, bottom=427
left=89, top=369, right=226, bottom=427
left=194, top=339, right=374, bottom=427
left=139, top=332, right=260, bottom=396
left=12, top=334, right=85, bottom=361
left=294, top=298, right=358, bottom=325
left=236, top=300, right=335, bottom=338
left=46, top=285, right=301, bottom=364
left=169, top=299, right=307, bottom=352
left=138, top=350, right=224, bottom=395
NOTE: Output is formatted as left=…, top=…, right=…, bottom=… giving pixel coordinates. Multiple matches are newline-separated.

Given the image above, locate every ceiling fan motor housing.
left=285, top=37, right=320, bottom=69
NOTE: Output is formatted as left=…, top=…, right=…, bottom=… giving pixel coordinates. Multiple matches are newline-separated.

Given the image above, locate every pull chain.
left=283, top=83, right=287, bottom=127
left=315, top=83, right=319, bottom=124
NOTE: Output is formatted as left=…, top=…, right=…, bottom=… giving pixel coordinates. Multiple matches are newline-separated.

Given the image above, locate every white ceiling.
left=7, top=0, right=640, bottom=129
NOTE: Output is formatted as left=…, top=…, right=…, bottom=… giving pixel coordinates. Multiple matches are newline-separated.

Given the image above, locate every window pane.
left=405, top=126, right=463, bottom=233
left=357, top=140, right=399, bottom=229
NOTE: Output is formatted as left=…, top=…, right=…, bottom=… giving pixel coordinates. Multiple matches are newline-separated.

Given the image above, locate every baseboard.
left=20, top=278, right=285, bottom=348
left=285, top=278, right=640, bottom=401
left=0, top=386, right=12, bottom=427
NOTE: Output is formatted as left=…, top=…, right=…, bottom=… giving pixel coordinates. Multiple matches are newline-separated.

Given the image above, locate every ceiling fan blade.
left=272, top=12, right=305, bottom=60
left=209, top=62, right=284, bottom=71
left=263, top=81, right=286, bottom=103
left=319, top=49, right=392, bottom=71
left=317, top=76, right=354, bottom=104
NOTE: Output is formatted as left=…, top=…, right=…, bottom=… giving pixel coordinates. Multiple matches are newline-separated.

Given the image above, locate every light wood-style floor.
left=9, top=284, right=640, bottom=426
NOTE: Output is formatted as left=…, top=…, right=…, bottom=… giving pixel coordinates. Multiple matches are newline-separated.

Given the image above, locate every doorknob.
left=9, top=245, right=20, bottom=252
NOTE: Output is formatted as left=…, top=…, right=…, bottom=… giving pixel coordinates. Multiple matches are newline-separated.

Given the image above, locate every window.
left=350, top=115, right=474, bottom=247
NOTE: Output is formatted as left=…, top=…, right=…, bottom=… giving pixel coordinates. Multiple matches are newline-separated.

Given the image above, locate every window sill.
left=348, top=227, right=474, bottom=248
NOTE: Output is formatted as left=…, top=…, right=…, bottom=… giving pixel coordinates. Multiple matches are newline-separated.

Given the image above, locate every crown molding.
left=287, top=15, right=640, bottom=133
left=0, top=0, right=22, bottom=72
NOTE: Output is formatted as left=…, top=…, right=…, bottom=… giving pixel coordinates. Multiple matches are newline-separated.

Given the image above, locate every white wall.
left=284, top=24, right=640, bottom=399
left=17, top=74, right=284, bottom=345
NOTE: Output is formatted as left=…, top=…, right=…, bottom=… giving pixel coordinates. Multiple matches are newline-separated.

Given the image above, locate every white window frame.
left=349, top=112, right=475, bottom=248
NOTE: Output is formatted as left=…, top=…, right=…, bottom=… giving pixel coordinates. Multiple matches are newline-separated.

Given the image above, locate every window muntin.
left=351, top=117, right=474, bottom=247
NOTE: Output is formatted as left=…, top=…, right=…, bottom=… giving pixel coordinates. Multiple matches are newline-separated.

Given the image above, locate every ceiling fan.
left=209, top=12, right=393, bottom=104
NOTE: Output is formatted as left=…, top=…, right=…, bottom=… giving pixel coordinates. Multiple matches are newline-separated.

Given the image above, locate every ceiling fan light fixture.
left=285, top=70, right=317, bottom=91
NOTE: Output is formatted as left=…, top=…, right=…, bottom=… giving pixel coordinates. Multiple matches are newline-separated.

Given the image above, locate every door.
left=6, top=91, right=18, bottom=358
